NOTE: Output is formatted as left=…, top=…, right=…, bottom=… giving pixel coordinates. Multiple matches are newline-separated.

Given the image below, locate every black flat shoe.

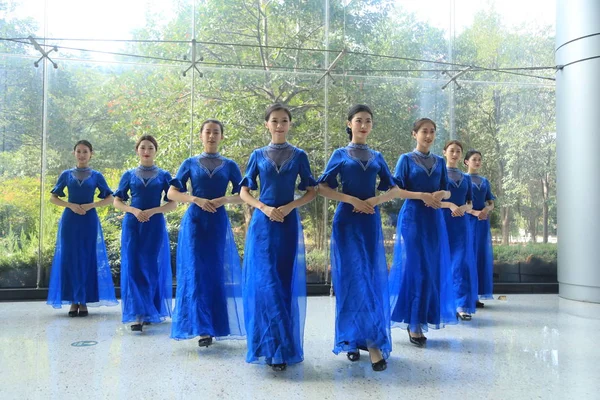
left=198, top=337, right=213, bottom=347
left=78, top=310, right=88, bottom=317
left=407, top=328, right=423, bottom=347
left=271, top=363, right=287, bottom=372
left=476, top=301, right=485, bottom=308
left=130, top=324, right=143, bottom=332
left=371, top=358, right=387, bottom=372
left=347, top=351, right=360, bottom=362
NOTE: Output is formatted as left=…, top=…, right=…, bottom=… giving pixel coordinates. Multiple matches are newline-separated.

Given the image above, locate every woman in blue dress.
left=169, top=119, right=245, bottom=346
left=240, top=103, right=317, bottom=371
left=441, top=140, right=478, bottom=320
left=318, top=105, right=422, bottom=371
left=113, top=135, right=176, bottom=332
left=464, top=150, right=496, bottom=307
left=47, top=140, right=117, bottom=317
left=389, top=118, right=456, bottom=346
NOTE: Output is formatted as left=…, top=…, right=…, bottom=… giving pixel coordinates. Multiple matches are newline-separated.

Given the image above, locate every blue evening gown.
left=47, top=168, right=117, bottom=308
left=443, top=168, right=478, bottom=314
left=241, top=142, right=316, bottom=365
left=389, top=151, right=457, bottom=332
left=317, top=143, right=395, bottom=359
left=170, top=153, right=245, bottom=340
left=468, top=174, right=496, bottom=300
left=114, top=165, right=173, bottom=324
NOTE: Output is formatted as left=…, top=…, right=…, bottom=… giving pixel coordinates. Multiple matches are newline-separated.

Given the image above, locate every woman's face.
left=412, top=122, right=436, bottom=151
left=444, top=143, right=463, bottom=165
left=265, top=110, right=291, bottom=141
left=73, top=144, right=92, bottom=167
left=348, top=111, right=373, bottom=143
left=201, top=122, right=223, bottom=152
left=136, top=140, right=157, bottom=164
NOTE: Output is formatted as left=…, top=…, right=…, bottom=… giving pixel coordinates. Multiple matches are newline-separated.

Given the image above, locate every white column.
left=556, top=0, right=600, bottom=302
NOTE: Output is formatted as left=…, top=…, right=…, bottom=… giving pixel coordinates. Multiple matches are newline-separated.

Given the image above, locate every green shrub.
left=306, top=249, right=328, bottom=271
left=493, top=243, right=557, bottom=264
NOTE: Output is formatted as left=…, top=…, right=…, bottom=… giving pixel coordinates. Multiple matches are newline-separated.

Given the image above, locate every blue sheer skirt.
left=47, top=209, right=117, bottom=308
left=444, top=210, right=478, bottom=314
left=470, top=216, right=495, bottom=300
left=389, top=200, right=457, bottom=332
left=120, top=213, right=172, bottom=323
left=171, top=206, right=245, bottom=340
left=243, top=210, right=307, bottom=365
left=331, top=204, right=391, bottom=359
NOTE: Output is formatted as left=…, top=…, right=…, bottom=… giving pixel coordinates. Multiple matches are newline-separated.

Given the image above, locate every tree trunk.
left=541, top=175, right=549, bottom=243
left=502, top=206, right=510, bottom=244
left=529, top=215, right=537, bottom=243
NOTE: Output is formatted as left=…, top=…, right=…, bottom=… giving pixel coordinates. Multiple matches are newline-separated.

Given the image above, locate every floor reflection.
left=0, top=295, right=599, bottom=399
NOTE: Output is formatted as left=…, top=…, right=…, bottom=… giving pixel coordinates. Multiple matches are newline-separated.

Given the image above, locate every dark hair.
left=265, top=103, right=292, bottom=121
left=346, top=104, right=373, bottom=140
left=135, top=135, right=158, bottom=150
left=73, top=140, right=93, bottom=152
left=412, top=118, right=437, bottom=133
left=443, top=140, right=464, bottom=152
left=200, top=119, right=224, bottom=135
left=464, top=149, right=482, bottom=165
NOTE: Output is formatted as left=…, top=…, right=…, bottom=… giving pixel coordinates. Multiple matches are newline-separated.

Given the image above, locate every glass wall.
left=0, top=0, right=557, bottom=291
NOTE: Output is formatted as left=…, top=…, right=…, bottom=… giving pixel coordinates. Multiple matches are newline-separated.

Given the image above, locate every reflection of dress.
left=443, top=168, right=478, bottom=314
left=468, top=174, right=496, bottom=300
left=389, top=151, right=456, bottom=331
left=317, top=144, right=394, bottom=359
left=114, top=166, right=173, bottom=324
left=241, top=143, right=316, bottom=365
left=47, top=168, right=117, bottom=308
left=170, top=154, right=245, bottom=340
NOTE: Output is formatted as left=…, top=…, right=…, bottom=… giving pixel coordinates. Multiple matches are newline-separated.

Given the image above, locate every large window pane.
left=0, top=55, right=43, bottom=288
left=0, top=0, right=558, bottom=297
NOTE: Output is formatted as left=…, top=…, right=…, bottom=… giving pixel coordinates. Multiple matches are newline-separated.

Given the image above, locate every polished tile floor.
left=1, top=295, right=599, bottom=400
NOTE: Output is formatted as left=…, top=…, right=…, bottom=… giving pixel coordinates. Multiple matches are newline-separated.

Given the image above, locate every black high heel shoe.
left=198, top=337, right=213, bottom=348
left=371, top=358, right=387, bottom=372
left=407, top=328, right=423, bottom=347
left=271, top=363, right=287, bottom=372
left=78, top=310, right=88, bottom=317
left=68, top=304, right=79, bottom=317
left=476, top=301, right=485, bottom=308
left=130, top=324, right=143, bottom=332
left=347, top=351, right=360, bottom=362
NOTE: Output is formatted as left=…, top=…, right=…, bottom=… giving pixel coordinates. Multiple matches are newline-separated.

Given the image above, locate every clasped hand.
left=421, top=191, right=445, bottom=209
left=193, top=197, right=226, bottom=213
left=351, top=197, right=376, bottom=214
left=261, top=203, right=294, bottom=222
left=132, top=208, right=156, bottom=222
left=450, top=204, right=469, bottom=217
left=69, top=203, right=95, bottom=215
